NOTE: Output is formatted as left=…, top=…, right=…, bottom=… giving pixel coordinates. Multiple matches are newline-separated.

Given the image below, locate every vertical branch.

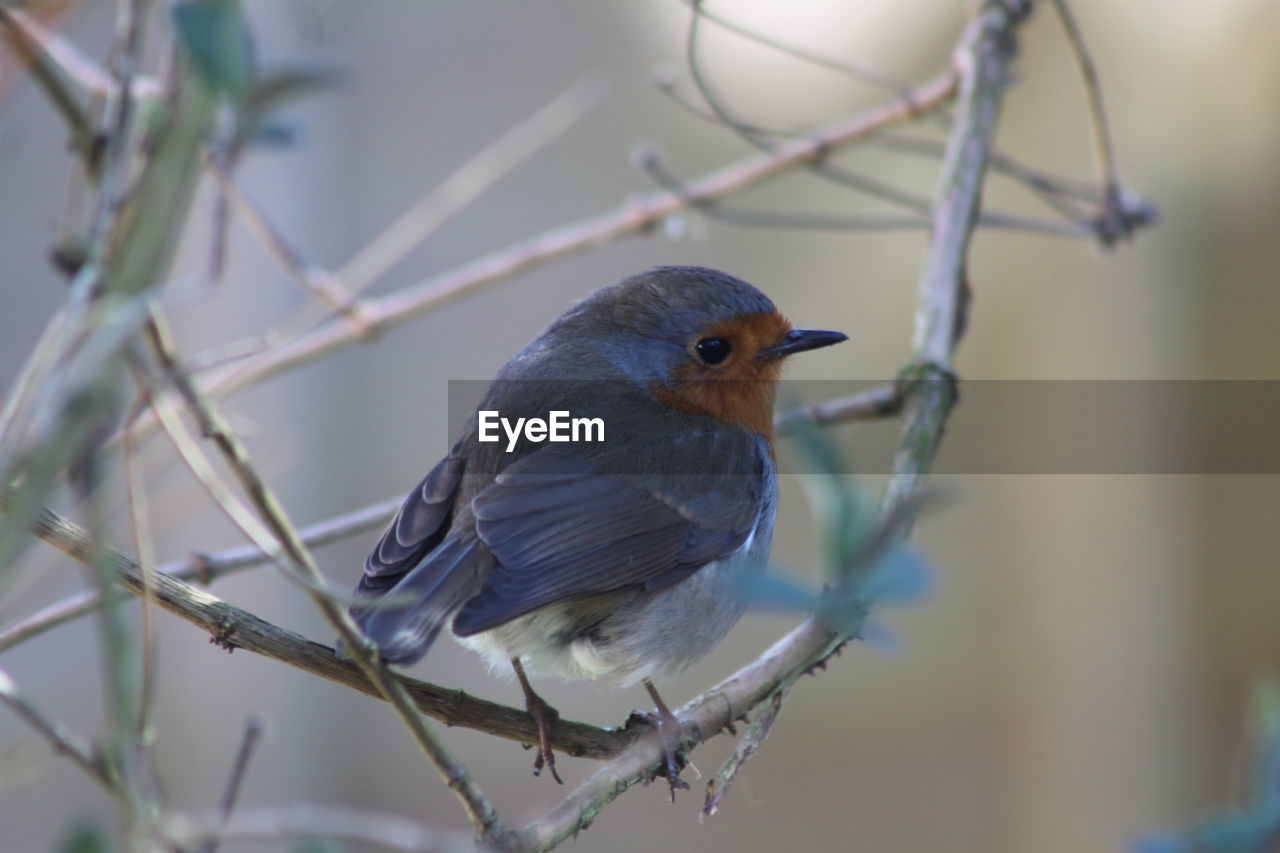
left=882, top=0, right=1030, bottom=517
left=520, top=3, right=1035, bottom=847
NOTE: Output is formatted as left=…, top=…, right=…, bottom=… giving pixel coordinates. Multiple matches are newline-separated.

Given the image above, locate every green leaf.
left=172, top=0, right=257, bottom=103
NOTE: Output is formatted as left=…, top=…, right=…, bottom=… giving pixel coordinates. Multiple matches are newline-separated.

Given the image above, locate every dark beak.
left=760, top=328, right=848, bottom=360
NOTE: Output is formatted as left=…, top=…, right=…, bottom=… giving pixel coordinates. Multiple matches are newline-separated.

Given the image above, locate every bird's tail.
left=348, top=537, right=483, bottom=664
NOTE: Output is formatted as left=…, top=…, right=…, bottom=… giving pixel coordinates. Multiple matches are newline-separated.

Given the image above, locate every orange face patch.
left=651, top=310, right=793, bottom=439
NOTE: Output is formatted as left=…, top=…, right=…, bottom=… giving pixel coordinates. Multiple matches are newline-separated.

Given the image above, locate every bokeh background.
left=3, top=1, right=1279, bottom=851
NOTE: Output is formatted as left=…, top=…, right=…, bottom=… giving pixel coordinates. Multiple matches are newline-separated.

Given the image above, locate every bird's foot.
left=525, top=690, right=563, bottom=784
left=512, top=658, right=563, bottom=784
left=642, top=680, right=690, bottom=799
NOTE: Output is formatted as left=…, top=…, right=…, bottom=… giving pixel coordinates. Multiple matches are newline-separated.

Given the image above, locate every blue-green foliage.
left=739, top=404, right=934, bottom=642
left=173, top=0, right=337, bottom=150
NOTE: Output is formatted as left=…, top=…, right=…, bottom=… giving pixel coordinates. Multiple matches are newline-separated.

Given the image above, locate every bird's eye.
left=695, top=337, right=732, bottom=365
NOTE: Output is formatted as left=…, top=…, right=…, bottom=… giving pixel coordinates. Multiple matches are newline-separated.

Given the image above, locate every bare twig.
left=1048, top=0, right=1130, bottom=243
left=141, top=312, right=512, bottom=845
left=205, top=157, right=368, bottom=330
left=0, top=495, right=401, bottom=653
left=198, top=717, right=265, bottom=853
left=121, top=386, right=159, bottom=739
left=636, top=148, right=930, bottom=232
left=881, top=0, right=1029, bottom=515
left=774, top=384, right=903, bottom=434
left=113, top=67, right=959, bottom=444
left=680, top=0, right=910, bottom=95
left=10, top=501, right=634, bottom=760
left=0, top=667, right=116, bottom=794
left=517, top=620, right=844, bottom=850
left=702, top=685, right=789, bottom=817
left=0, top=8, right=95, bottom=169
left=681, top=3, right=1093, bottom=239
left=208, top=74, right=608, bottom=389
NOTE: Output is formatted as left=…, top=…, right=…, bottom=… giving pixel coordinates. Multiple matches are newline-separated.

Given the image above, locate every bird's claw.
left=635, top=708, right=690, bottom=798
left=525, top=694, right=563, bottom=785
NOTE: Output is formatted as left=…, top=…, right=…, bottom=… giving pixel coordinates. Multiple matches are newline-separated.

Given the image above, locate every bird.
left=350, top=265, right=847, bottom=785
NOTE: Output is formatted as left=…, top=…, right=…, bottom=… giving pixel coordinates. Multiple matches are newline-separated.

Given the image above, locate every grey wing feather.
left=452, top=433, right=767, bottom=637
left=350, top=453, right=477, bottom=663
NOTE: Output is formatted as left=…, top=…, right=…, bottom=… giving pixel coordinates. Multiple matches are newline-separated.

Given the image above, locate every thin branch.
left=773, top=384, right=903, bottom=435
left=636, top=148, right=930, bottom=232
left=204, top=157, right=370, bottom=332
left=210, top=74, right=608, bottom=388
left=684, top=3, right=941, bottom=218
left=681, top=0, right=910, bottom=96
left=0, top=495, right=401, bottom=653
left=0, top=667, right=116, bottom=794
left=1048, top=0, right=1130, bottom=243
left=881, top=0, right=1030, bottom=514
left=112, top=66, right=958, bottom=446
left=702, top=685, right=789, bottom=817
left=10, top=500, right=635, bottom=760
left=197, top=716, right=264, bottom=853
left=121, top=386, right=159, bottom=739
left=338, top=75, right=608, bottom=297
left=141, top=312, right=512, bottom=846
left=681, top=3, right=1093, bottom=240
left=517, top=620, right=844, bottom=850
left=0, top=8, right=96, bottom=171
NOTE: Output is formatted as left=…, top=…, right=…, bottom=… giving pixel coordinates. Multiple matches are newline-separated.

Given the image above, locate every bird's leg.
left=511, top=657, right=563, bottom=784
left=643, top=679, right=690, bottom=796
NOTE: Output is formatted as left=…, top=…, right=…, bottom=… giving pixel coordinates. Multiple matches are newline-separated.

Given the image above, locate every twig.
left=774, top=384, right=903, bottom=434
left=881, top=0, right=1029, bottom=516
left=636, top=148, right=930, bottom=232
left=204, top=157, right=369, bottom=331
left=141, top=312, right=512, bottom=845
left=198, top=717, right=264, bottom=853
left=10, top=500, right=635, bottom=760
left=121, top=386, right=159, bottom=740
left=702, top=685, right=789, bottom=816
left=337, top=75, right=608, bottom=297
left=1048, top=0, right=1130, bottom=243
left=517, top=621, right=844, bottom=850
left=0, top=667, right=116, bottom=794
left=116, top=66, right=959, bottom=441
left=210, top=73, right=608, bottom=391
left=0, top=495, right=402, bottom=653
left=680, top=0, right=910, bottom=96
left=0, top=8, right=96, bottom=170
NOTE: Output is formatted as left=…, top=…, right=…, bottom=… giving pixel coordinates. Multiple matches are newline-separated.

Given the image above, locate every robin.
left=351, top=265, right=846, bottom=784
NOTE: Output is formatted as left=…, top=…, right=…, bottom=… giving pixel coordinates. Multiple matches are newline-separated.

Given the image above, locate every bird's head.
left=545, top=266, right=847, bottom=437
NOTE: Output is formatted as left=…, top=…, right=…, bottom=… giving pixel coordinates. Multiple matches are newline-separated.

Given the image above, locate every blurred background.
left=2, top=1, right=1279, bottom=851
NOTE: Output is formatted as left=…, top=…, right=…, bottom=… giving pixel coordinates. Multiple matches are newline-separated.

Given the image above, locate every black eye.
left=695, top=337, right=732, bottom=365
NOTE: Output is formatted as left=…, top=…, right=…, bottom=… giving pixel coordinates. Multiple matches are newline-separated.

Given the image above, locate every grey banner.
left=444, top=380, right=1280, bottom=474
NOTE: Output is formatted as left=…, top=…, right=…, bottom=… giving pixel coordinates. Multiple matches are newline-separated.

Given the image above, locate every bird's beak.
left=759, top=328, right=848, bottom=360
